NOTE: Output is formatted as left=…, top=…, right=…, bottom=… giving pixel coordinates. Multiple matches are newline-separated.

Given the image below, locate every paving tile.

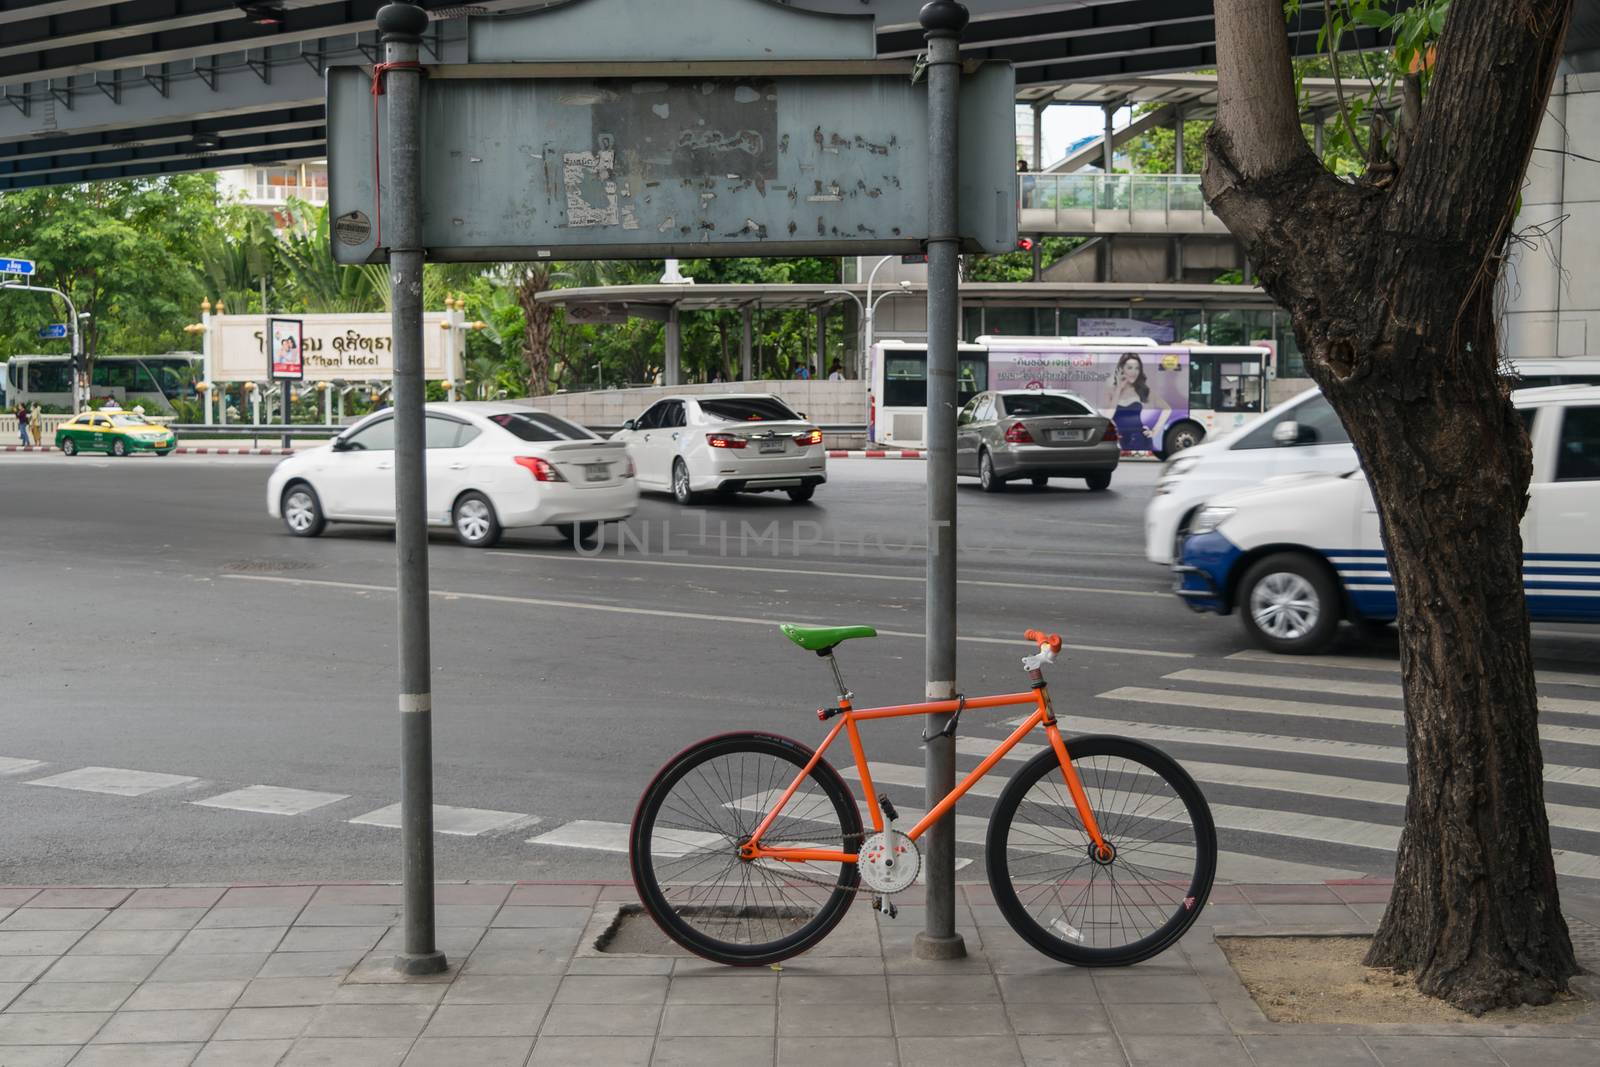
left=473, top=927, right=581, bottom=955
left=340, top=958, right=456, bottom=986
left=255, top=951, right=363, bottom=979
left=215, top=888, right=315, bottom=910
left=660, top=1002, right=774, bottom=1036
left=536, top=1002, right=661, bottom=1037
left=150, top=954, right=270, bottom=983
left=124, top=890, right=225, bottom=911
left=567, top=957, right=676, bottom=976
left=420, top=1003, right=543, bottom=1038
left=433, top=885, right=512, bottom=907
left=0, top=984, right=23, bottom=1012
left=489, top=906, right=591, bottom=928
left=300, top=1004, right=431, bottom=1039
left=404, top=1036, right=534, bottom=1067
left=192, top=1039, right=293, bottom=1067
left=192, top=786, right=348, bottom=816
left=1092, top=974, right=1214, bottom=1003
left=1197, top=905, right=1263, bottom=927
left=0, top=932, right=81, bottom=956
left=891, top=1002, right=1014, bottom=1036
left=97, top=909, right=207, bottom=933
left=306, top=887, right=400, bottom=907
left=898, top=1036, right=1023, bottom=1067
left=67, top=1044, right=204, bottom=1067
left=505, top=885, right=600, bottom=907
left=996, top=973, right=1097, bottom=1002
left=1241, top=1036, right=1378, bottom=1066
left=1484, top=1038, right=1600, bottom=1066
left=777, top=974, right=888, bottom=1004
left=294, top=907, right=399, bottom=929
left=174, top=928, right=287, bottom=956
left=0, top=893, right=41, bottom=909
left=777, top=999, right=892, bottom=1037
left=652, top=1035, right=774, bottom=1067
left=0, top=1011, right=109, bottom=1045
left=69, top=931, right=186, bottom=957
left=1236, top=884, right=1342, bottom=905
left=553, top=975, right=668, bottom=1005
left=23, top=892, right=129, bottom=912
left=0, top=959, right=54, bottom=984
left=1005, top=1001, right=1113, bottom=1035
left=1018, top=1034, right=1130, bottom=1066
left=1248, top=901, right=1363, bottom=927
left=196, top=908, right=303, bottom=931
left=1327, top=881, right=1394, bottom=904
left=279, top=1036, right=412, bottom=1066
left=1104, top=1002, right=1231, bottom=1037
left=236, top=978, right=343, bottom=1009
left=0, top=911, right=106, bottom=933
left=778, top=1036, right=897, bottom=1067
left=888, top=974, right=1001, bottom=1002
left=122, top=981, right=248, bottom=1012
left=665, top=975, right=776, bottom=1005
left=427, top=906, right=498, bottom=928
left=38, top=956, right=160, bottom=983
left=528, top=1035, right=652, bottom=1066
left=213, top=1006, right=317, bottom=1041
left=1122, top=1036, right=1250, bottom=1067
left=1362, top=1036, right=1502, bottom=1066
left=276, top=927, right=384, bottom=954
left=0, top=1045, right=75, bottom=1066
left=329, top=985, right=445, bottom=1006
left=91, top=1010, right=225, bottom=1045
left=372, top=927, right=483, bottom=957
left=6, top=982, right=136, bottom=1013
left=457, top=951, right=568, bottom=977
left=441, top=975, right=560, bottom=1006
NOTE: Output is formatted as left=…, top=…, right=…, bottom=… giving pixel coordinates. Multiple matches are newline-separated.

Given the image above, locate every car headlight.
left=1163, top=456, right=1201, bottom=479
left=1189, top=506, right=1236, bottom=535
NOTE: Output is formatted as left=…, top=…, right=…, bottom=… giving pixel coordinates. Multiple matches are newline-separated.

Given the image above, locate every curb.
left=0, top=445, right=292, bottom=455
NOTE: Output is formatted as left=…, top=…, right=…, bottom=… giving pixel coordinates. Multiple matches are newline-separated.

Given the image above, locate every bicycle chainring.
left=858, top=829, right=920, bottom=894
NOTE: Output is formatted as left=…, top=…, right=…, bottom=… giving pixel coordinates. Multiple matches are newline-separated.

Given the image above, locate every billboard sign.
left=987, top=344, right=1191, bottom=453
left=1076, top=317, right=1177, bottom=345
left=268, top=318, right=305, bottom=380
left=212, top=314, right=452, bottom=382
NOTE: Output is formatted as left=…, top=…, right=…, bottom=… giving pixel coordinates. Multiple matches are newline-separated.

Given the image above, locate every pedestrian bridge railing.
left=1018, top=173, right=1233, bottom=236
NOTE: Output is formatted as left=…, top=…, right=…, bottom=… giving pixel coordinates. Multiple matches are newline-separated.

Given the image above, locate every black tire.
left=787, top=485, right=816, bottom=503
left=280, top=482, right=326, bottom=538
left=1030, top=475, right=1048, bottom=489
left=556, top=521, right=601, bottom=548
left=112, top=439, right=128, bottom=457
left=452, top=491, right=501, bottom=548
left=1084, top=471, right=1112, bottom=492
left=671, top=459, right=699, bottom=506
left=630, top=732, right=862, bottom=966
left=155, top=450, right=171, bottom=457
left=61, top=438, right=77, bottom=456
left=987, top=736, right=1216, bottom=967
left=1237, top=551, right=1341, bottom=654
left=1161, top=420, right=1205, bottom=458
left=978, top=449, right=1006, bottom=493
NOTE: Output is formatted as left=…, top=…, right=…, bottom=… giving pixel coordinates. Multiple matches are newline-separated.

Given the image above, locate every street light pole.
left=3, top=281, right=84, bottom=413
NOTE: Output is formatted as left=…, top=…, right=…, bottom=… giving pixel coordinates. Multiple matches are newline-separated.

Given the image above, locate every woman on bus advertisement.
left=1106, top=352, right=1173, bottom=452
left=984, top=345, right=1189, bottom=452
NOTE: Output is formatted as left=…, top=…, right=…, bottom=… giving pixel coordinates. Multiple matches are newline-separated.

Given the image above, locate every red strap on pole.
left=368, top=61, right=424, bottom=250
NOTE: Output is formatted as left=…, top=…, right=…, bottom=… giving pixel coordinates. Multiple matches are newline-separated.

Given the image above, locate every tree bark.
left=516, top=265, right=553, bottom=397
left=1204, top=0, right=1578, bottom=1013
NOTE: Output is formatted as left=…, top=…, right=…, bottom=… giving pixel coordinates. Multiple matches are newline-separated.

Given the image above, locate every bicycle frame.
left=740, top=681, right=1110, bottom=867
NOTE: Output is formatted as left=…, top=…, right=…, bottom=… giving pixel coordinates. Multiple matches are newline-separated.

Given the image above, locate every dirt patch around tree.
left=1218, top=936, right=1591, bottom=1024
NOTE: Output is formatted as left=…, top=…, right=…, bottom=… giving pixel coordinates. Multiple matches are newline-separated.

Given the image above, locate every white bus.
left=0, top=354, right=202, bottom=412
left=1509, top=358, right=1600, bottom=389
left=868, top=337, right=1273, bottom=456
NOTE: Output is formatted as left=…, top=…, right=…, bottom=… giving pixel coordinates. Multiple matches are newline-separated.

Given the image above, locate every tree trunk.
left=1204, top=0, right=1578, bottom=1012
left=516, top=266, right=553, bottom=397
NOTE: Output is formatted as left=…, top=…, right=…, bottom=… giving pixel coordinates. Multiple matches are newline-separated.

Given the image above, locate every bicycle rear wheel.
left=629, top=732, right=862, bottom=966
left=986, top=735, right=1216, bottom=966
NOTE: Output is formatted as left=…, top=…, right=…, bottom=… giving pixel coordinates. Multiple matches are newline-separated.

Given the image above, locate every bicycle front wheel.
left=629, top=732, right=862, bottom=966
left=986, top=735, right=1216, bottom=966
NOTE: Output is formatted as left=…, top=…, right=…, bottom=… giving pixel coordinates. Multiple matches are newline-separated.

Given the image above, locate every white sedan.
left=267, top=401, right=638, bottom=548
left=612, top=393, right=827, bottom=504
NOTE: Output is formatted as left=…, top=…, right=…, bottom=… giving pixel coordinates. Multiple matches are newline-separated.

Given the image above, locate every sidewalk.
left=0, top=880, right=1595, bottom=1066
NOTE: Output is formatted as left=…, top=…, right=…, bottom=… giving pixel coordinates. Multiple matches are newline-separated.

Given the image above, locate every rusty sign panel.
left=325, top=64, right=1016, bottom=263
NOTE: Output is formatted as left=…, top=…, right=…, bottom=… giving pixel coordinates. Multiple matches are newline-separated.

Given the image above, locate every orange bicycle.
left=629, top=625, right=1217, bottom=966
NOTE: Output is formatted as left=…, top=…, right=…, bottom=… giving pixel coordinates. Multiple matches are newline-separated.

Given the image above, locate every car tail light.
left=1101, top=421, right=1120, bottom=442
left=622, top=456, right=636, bottom=478
left=1004, top=422, right=1034, bottom=444
left=796, top=428, right=823, bottom=446
left=514, top=455, right=565, bottom=482
left=707, top=433, right=746, bottom=449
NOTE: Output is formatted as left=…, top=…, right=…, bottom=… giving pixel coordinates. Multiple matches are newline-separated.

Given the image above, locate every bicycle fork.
left=1035, top=681, right=1114, bottom=862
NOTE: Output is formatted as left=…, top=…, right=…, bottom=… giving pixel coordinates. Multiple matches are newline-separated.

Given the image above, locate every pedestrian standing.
left=14, top=402, right=29, bottom=446
left=30, top=403, right=42, bottom=447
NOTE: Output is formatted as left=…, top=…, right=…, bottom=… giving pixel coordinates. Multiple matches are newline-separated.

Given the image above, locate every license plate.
left=1049, top=429, right=1086, bottom=443
left=759, top=439, right=785, bottom=454
left=583, top=463, right=610, bottom=482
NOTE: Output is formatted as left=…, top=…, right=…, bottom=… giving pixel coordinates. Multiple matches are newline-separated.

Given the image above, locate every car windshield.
left=108, top=414, right=151, bottom=426
left=487, top=411, right=597, bottom=442
left=698, top=398, right=801, bottom=422
left=1002, top=393, right=1094, bottom=417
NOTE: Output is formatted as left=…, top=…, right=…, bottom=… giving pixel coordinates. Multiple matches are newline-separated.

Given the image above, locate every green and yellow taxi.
left=55, top=410, right=176, bottom=457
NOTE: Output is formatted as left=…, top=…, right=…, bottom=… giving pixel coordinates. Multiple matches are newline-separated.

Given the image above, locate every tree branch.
left=1209, top=0, right=1315, bottom=184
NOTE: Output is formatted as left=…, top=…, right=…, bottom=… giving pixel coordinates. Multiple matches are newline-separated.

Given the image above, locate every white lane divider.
left=0, top=757, right=45, bottom=776
left=1167, top=667, right=1600, bottom=718
left=194, top=785, right=349, bottom=816
left=1224, top=649, right=1600, bottom=690
left=25, top=766, right=199, bottom=797
left=348, top=802, right=540, bottom=837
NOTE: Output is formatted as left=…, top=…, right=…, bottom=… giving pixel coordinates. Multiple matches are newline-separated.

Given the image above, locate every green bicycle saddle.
left=780, top=623, right=878, bottom=652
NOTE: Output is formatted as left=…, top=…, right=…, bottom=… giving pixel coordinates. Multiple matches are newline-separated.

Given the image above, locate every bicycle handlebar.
left=1024, top=629, right=1063, bottom=654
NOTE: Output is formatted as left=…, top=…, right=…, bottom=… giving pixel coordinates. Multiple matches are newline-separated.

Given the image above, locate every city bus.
left=868, top=336, right=1273, bottom=456
left=0, top=354, right=202, bottom=412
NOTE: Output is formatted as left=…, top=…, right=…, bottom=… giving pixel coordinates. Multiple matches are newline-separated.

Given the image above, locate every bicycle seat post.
left=820, top=648, right=852, bottom=706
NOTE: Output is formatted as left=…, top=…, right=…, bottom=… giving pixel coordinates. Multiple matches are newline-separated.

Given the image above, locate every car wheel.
left=281, top=483, right=327, bottom=538
left=557, top=521, right=601, bottom=548
left=978, top=450, right=1005, bottom=493
left=1162, top=420, right=1205, bottom=458
left=453, top=491, right=502, bottom=548
left=1239, top=552, right=1340, bottom=654
left=60, top=438, right=77, bottom=456
left=1084, top=471, right=1112, bottom=492
left=112, top=439, right=128, bottom=457
left=1030, top=475, right=1048, bottom=489
left=155, top=450, right=171, bottom=457
left=671, top=459, right=698, bottom=506
left=787, top=485, right=816, bottom=503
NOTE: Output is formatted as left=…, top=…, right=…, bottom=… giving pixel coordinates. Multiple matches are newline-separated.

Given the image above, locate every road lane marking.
left=1224, top=649, right=1600, bottom=690
left=1167, top=668, right=1600, bottom=718
left=24, top=767, right=198, bottom=797
left=193, top=786, right=349, bottom=816
left=222, top=574, right=1193, bottom=660
left=0, top=757, right=45, bottom=776
left=486, top=551, right=1170, bottom=598
left=348, top=803, right=540, bottom=837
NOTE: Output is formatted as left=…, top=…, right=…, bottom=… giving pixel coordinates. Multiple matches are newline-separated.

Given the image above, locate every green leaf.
left=1353, top=8, right=1394, bottom=29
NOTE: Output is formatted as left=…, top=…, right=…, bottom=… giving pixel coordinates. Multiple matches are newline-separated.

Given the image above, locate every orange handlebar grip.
left=1023, top=629, right=1063, bottom=653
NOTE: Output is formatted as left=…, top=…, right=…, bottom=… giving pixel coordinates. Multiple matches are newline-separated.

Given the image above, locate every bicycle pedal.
left=871, top=895, right=898, bottom=920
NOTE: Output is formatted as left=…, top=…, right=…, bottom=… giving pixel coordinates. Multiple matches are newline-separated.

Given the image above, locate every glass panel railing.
left=1016, top=173, right=1208, bottom=223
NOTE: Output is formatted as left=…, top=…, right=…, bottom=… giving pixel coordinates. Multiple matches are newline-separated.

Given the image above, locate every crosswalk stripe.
left=24, top=766, right=198, bottom=797
left=1098, top=687, right=1600, bottom=748
left=192, top=786, right=349, bottom=816
left=347, top=803, right=539, bottom=837
left=1166, top=668, right=1600, bottom=718
left=0, top=757, right=44, bottom=776
left=1224, top=649, right=1600, bottom=690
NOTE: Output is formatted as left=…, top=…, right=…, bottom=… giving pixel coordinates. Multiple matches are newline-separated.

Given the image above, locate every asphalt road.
left=2, top=450, right=1598, bottom=895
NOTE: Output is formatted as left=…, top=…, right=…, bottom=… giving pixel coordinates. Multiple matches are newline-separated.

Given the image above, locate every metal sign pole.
left=379, top=1, right=447, bottom=977
left=915, top=0, right=968, bottom=962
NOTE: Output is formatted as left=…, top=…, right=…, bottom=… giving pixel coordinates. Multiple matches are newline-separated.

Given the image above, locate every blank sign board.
left=325, top=63, right=1017, bottom=263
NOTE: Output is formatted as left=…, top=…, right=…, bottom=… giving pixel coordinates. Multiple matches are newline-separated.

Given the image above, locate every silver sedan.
left=955, top=390, right=1121, bottom=492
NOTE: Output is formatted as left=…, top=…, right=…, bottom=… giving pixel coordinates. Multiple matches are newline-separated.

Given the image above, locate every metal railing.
left=1017, top=173, right=1230, bottom=235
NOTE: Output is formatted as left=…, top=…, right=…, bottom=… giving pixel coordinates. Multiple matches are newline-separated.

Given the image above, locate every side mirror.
left=622, top=419, right=636, bottom=431
left=796, top=411, right=806, bottom=419
left=1272, top=421, right=1302, bottom=446
left=957, top=411, right=972, bottom=425
left=331, top=435, right=351, bottom=452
